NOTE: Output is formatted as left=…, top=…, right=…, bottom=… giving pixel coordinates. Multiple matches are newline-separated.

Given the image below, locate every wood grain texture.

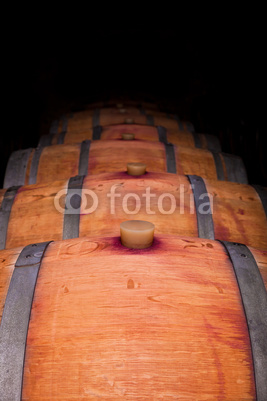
left=1, top=235, right=265, bottom=399
left=1, top=172, right=266, bottom=250
left=4, top=180, right=67, bottom=249
left=16, top=141, right=221, bottom=186
left=0, top=246, right=20, bottom=319
left=62, top=124, right=196, bottom=148
left=11, top=234, right=264, bottom=400
left=33, top=144, right=80, bottom=186
left=205, top=179, right=267, bottom=250
left=57, top=109, right=191, bottom=132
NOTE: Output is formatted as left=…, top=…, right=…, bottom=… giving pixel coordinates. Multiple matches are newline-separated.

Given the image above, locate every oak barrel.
left=3, top=141, right=247, bottom=188
left=0, top=172, right=266, bottom=250
left=40, top=123, right=221, bottom=152
left=49, top=108, right=194, bottom=133
left=0, top=235, right=266, bottom=400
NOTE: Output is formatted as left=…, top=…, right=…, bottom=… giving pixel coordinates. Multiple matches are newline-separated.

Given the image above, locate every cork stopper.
left=116, top=103, right=124, bottom=108
left=125, top=118, right=134, bottom=124
left=127, top=162, right=146, bottom=176
left=120, top=220, right=155, bottom=249
left=122, top=133, right=135, bottom=140
left=119, top=108, right=126, bottom=114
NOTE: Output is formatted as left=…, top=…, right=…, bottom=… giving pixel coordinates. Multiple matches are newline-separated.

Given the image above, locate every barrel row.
left=0, top=235, right=266, bottom=400
left=79, top=107, right=196, bottom=129
left=3, top=140, right=247, bottom=189
left=1, top=172, right=266, bottom=250
left=1, top=98, right=266, bottom=401
left=60, top=106, right=180, bottom=121
left=39, top=123, right=221, bottom=152
left=49, top=108, right=195, bottom=133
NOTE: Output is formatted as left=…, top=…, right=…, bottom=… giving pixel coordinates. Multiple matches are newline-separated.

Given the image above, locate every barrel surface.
left=43, top=123, right=221, bottom=152
left=67, top=107, right=191, bottom=126
left=1, top=234, right=267, bottom=400
left=52, top=109, right=193, bottom=132
left=0, top=172, right=266, bottom=250
left=3, top=141, right=248, bottom=187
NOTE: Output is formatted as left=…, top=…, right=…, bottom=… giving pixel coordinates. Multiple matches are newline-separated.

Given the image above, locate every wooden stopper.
left=125, top=118, right=134, bottom=124
left=120, top=220, right=155, bottom=249
left=122, top=133, right=135, bottom=140
left=127, top=162, right=146, bottom=176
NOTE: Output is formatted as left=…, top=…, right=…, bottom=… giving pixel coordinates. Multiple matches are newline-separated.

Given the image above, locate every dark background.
left=1, top=24, right=266, bottom=187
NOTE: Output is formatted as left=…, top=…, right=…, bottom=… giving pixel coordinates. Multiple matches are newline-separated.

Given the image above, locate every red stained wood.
left=61, top=123, right=197, bottom=149
left=1, top=172, right=266, bottom=251
left=57, top=108, right=192, bottom=133
left=1, top=235, right=265, bottom=399
left=19, top=141, right=219, bottom=186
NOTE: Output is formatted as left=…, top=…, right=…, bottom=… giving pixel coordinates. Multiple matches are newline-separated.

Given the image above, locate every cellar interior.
left=1, top=22, right=267, bottom=401
left=1, top=26, right=266, bottom=187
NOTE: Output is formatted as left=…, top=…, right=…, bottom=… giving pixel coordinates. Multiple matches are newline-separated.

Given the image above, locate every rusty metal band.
left=187, top=175, right=215, bottom=240
left=62, top=175, right=84, bottom=240
left=0, top=241, right=52, bottom=401
left=92, top=125, right=102, bottom=140
left=93, top=108, right=100, bottom=127
left=3, top=148, right=33, bottom=189
left=220, top=241, right=267, bottom=401
left=252, top=185, right=267, bottom=217
left=78, top=140, right=91, bottom=176
left=28, top=147, right=44, bottom=185
left=222, top=153, right=248, bottom=184
left=157, top=126, right=168, bottom=143
left=192, top=132, right=202, bottom=148
left=146, top=115, right=154, bottom=125
left=37, top=134, right=54, bottom=147
left=0, top=186, right=20, bottom=250
left=164, top=143, right=177, bottom=174
left=211, top=151, right=225, bottom=181
left=204, top=134, right=221, bottom=152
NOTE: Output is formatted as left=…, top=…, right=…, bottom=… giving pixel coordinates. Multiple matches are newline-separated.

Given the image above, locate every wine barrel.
left=1, top=172, right=266, bottom=250
left=64, top=107, right=190, bottom=124
left=40, top=123, right=221, bottom=152
left=3, top=141, right=248, bottom=188
left=0, top=235, right=266, bottom=400
left=49, top=109, right=194, bottom=134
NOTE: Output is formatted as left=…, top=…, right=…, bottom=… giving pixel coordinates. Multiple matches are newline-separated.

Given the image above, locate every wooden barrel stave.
left=0, top=234, right=266, bottom=400
left=52, top=109, right=193, bottom=133
left=1, top=172, right=266, bottom=250
left=3, top=141, right=248, bottom=188
left=73, top=107, right=195, bottom=131
left=42, top=123, right=221, bottom=152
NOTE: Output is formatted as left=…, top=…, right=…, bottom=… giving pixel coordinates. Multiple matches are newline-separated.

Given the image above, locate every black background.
left=2, top=21, right=266, bottom=187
